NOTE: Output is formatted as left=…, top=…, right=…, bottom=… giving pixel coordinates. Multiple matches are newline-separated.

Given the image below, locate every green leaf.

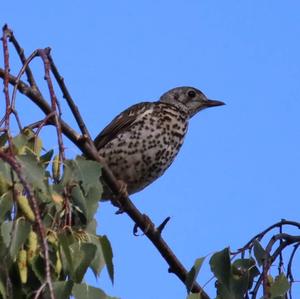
left=209, top=247, right=231, bottom=287
left=89, top=235, right=105, bottom=278
left=253, top=240, right=268, bottom=266
left=48, top=281, right=74, bottom=299
left=17, top=151, right=48, bottom=194
left=1, top=219, right=31, bottom=259
left=0, top=159, right=13, bottom=186
left=74, top=157, right=102, bottom=194
left=185, top=257, right=205, bottom=293
left=232, top=258, right=260, bottom=290
left=12, top=132, right=30, bottom=154
left=0, top=192, right=13, bottom=223
left=73, top=283, right=117, bottom=299
left=270, top=273, right=290, bottom=298
left=70, top=242, right=97, bottom=283
left=0, top=276, right=6, bottom=298
left=85, top=186, right=100, bottom=222
left=30, top=255, right=46, bottom=282
left=58, top=232, right=76, bottom=275
left=186, top=293, right=201, bottom=299
left=62, top=158, right=102, bottom=195
left=86, top=219, right=97, bottom=235
left=0, top=132, right=8, bottom=147
left=40, top=149, right=54, bottom=167
left=71, top=185, right=87, bottom=220
left=100, top=235, right=114, bottom=284
left=1, top=222, right=12, bottom=248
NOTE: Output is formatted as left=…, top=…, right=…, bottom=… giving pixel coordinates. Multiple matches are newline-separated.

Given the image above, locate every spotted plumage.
left=94, top=86, right=224, bottom=199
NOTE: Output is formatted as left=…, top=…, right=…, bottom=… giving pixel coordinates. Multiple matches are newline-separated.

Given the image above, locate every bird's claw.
left=133, top=214, right=154, bottom=236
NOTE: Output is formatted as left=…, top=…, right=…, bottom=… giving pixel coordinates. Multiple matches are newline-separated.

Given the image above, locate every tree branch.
left=0, top=67, right=209, bottom=298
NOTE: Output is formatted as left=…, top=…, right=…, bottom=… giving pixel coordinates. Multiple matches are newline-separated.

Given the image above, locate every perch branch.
left=0, top=68, right=209, bottom=298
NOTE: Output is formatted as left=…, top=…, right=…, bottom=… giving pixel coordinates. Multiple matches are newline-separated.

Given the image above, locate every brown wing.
left=94, top=102, right=153, bottom=149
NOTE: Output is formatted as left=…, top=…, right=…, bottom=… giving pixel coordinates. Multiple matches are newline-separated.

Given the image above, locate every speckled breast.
left=99, top=104, right=189, bottom=196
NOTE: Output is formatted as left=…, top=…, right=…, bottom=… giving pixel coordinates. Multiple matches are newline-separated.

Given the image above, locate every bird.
left=94, top=86, right=224, bottom=200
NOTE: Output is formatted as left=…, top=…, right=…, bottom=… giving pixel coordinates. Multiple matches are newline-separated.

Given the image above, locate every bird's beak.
left=205, top=99, right=225, bottom=107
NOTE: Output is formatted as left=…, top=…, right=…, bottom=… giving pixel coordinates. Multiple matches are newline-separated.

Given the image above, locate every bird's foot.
left=133, top=214, right=154, bottom=236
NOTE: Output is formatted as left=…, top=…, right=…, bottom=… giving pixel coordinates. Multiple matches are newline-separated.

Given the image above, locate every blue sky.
left=1, top=1, right=300, bottom=298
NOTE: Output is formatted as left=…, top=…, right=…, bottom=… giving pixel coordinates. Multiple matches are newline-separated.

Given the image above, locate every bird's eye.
left=188, top=90, right=196, bottom=98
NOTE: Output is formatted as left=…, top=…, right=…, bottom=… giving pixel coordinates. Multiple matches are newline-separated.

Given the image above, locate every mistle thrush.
left=94, top=86, right=224, bottom=199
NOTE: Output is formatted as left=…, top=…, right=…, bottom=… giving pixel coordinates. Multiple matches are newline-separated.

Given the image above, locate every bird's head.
left=159, top=86, right=225, bottom=118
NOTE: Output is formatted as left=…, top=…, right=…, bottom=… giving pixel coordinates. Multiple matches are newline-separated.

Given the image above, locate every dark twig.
left=5, top=26, right=40, bottom=91
left=287, top=243, right=300, bottom=298
left=232, top=219, right=300, bottom=255
left=37, top=48, right=65, bottom=161
left=279, top=221, right=284, bottom=275
left=1, top=25, right=14, bottom=151
left=250, top=233, right=300, bottom=299
left=47, top=52, right=93, bottom=143
left=10, top=50, right=39, bottom=113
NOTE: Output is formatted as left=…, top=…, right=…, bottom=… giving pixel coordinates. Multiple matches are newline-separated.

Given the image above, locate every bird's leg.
left=113, top=180, right=129, bottom=214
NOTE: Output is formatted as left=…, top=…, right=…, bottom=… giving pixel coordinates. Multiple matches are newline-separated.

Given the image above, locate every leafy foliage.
left=187, top=244, right=291, bottom=299
left=0, top=131, right=116, bottom=299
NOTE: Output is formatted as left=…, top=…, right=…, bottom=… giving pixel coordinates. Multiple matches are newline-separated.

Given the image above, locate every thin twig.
left=233, top=220, right=300, bottom=255
left=37, top=48, right=65, bottom=161
left=47, top=52, right=93, bottom=143
left=1, top=25, right=14, bottom=151
left=10, top=50, right=39, bottom=113
left=287, top=243, right=300, bottom=298
left=33, top=282, right=47, bottom=299
left=5, top=26, right=40, bottom=90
